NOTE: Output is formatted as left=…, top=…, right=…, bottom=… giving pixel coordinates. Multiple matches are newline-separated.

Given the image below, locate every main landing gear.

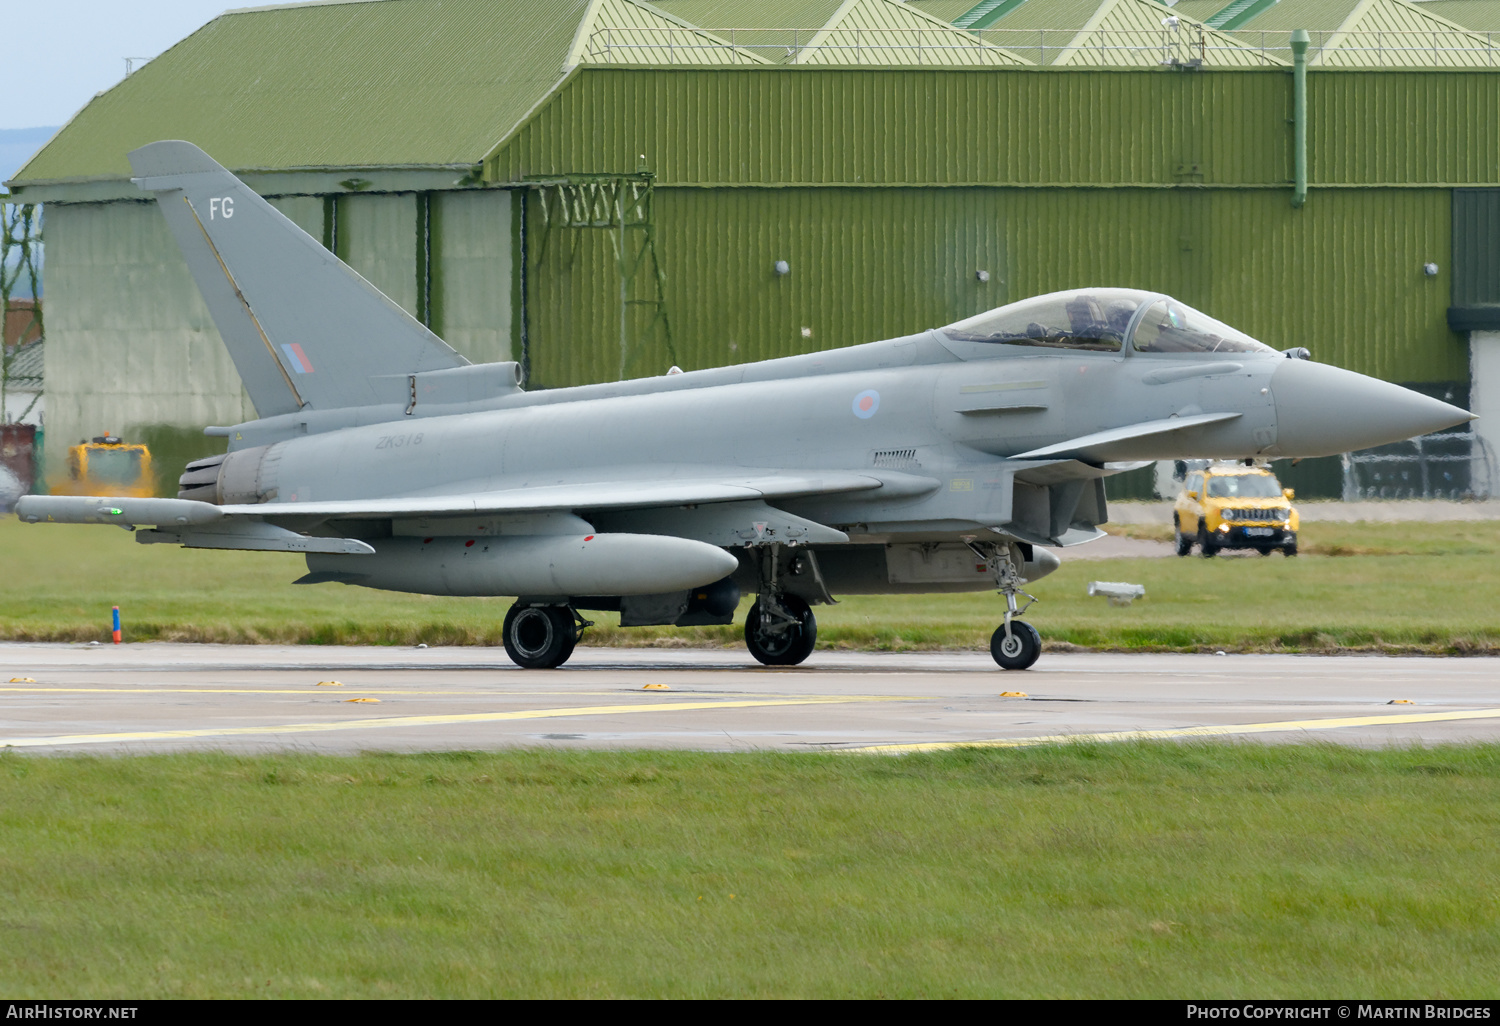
left=502, top=602, right=592, bottom=669
left=745, top=593, right=817, bottom=666
left=975, top=541, right=1042, bottom=671
left=744, top=544, right=819, bottom=666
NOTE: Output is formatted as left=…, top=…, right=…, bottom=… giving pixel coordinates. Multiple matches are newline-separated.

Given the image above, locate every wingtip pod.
left=128, top=140, right=225, bottom=183
left=16, top=495, right=223, bottom=527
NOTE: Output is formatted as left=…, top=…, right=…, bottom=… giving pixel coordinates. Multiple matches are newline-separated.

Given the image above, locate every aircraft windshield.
left=1132, top=299, right=1275, bottom=355
left=1207, top=474, right=1284, bottom=499
left=940, top=290, right=1144, bottom=352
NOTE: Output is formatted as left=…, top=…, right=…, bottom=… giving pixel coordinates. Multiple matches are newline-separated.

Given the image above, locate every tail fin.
left=129, top=140, right=467, bottom=417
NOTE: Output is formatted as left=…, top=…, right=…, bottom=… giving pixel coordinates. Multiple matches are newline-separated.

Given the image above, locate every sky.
left=1, top=1, right=323, bottom=176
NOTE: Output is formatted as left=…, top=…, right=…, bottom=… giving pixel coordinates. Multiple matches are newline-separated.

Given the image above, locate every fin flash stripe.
left=281, top=343, right=314, bottom=374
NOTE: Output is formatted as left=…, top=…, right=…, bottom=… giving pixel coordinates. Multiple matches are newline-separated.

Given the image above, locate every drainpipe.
left=1291, top=29, right=1310, bottom=209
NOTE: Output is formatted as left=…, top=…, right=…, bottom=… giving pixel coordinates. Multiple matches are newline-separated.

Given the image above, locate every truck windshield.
left=87, top=449, right=142, bottom=485
left=1207, top=474, right=1284, bottom=499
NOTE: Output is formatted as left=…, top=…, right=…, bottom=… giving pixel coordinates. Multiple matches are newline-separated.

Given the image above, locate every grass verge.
left=2, top=743, right=1497, bottom=998
left=4, top=517, right=1500, bottom=654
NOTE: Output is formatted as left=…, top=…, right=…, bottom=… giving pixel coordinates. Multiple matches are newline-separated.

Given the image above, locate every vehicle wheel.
left=990, top=620, right=1042, bottom=671
left=1174, top=520, right=1193, bottom=557
left=502, top=603, right=577, bottom=669
left=744, top=595, right=817, bottom=666
left=1198, top=522, right=1219, bottom=558
left=1258, top=547, right=1273, bottom=556
left=1284, top=541, right=1298, bottom=557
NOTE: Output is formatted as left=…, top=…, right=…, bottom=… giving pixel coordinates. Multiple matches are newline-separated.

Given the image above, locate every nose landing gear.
left=744, top=543, right=821, bottom=667
left=972, top=541, right=1042, bottom=671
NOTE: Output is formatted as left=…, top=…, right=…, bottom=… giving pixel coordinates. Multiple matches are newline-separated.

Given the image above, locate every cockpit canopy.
left=940, top=289, right=1275, bottom=355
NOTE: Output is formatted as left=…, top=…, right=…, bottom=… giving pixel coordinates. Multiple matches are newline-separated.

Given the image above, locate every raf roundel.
left=852, top=389, right=880, bottom=419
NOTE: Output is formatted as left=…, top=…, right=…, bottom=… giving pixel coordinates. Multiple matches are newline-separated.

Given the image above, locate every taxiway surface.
left=2, top=643, right=1497, bottom=755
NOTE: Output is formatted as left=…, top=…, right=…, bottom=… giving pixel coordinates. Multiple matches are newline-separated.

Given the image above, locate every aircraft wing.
left=16, top=470, right=937, bottom=528
left=1009, top=412, right=1242, bottom=463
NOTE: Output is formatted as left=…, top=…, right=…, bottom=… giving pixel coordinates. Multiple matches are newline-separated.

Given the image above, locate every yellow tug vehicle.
left=1173, top=462, right=1299, bottom=557
left=57, top=434, right=156, bottom=498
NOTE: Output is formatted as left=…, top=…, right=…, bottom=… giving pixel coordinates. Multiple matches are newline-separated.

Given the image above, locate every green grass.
left=4, top=516, right=1500, bottom=653
left=1, top=744, right=1496, bottom=997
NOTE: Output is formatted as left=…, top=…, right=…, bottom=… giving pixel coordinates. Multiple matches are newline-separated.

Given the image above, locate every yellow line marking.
left=855, top=707, right=1500, bottom=753
left=0, top=686, right=594, bottom=697
left=0, top=687, right=880, bottom=700
left=0, top=695, right=909, bottom=749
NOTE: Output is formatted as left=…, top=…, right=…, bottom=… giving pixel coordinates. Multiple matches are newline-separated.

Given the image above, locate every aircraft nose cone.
left=1271, top=360, right=1475, bottom=458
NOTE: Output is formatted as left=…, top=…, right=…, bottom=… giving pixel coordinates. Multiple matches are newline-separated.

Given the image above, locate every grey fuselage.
left=198, top=322, right=1383, bottom=606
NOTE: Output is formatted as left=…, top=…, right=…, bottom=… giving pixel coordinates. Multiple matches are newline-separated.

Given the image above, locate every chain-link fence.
left=1341, top=429, right=1493, bottom=501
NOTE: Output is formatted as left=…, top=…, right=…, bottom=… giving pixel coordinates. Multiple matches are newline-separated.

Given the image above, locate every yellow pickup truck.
left=1173, top=463, right=1298, bottom=557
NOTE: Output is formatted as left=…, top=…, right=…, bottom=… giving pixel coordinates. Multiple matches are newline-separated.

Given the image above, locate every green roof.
left=908, top=0, right=993, bottom=20
left=1171, top=0, right=1237, bottom=20
left=13, top=0, right=590, bottom=184
left=951, top=0, right=1032, bottom=26
left=792, top=0, right=1033, bottom=63
left=1227, top=0, right=1500, bottom=64
left=647, top=0, right=845, bottom=29
left=1204, top=0, right=1280, bottom=28
left=975, top=0, right=1286, bottom=63
left=1228, top=0, right=1361, bottom=28
left=1413, top=0, right=1500, bottom=29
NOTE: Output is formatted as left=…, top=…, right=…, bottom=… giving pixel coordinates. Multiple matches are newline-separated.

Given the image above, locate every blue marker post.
left=112, top=606, right=122, bottom=645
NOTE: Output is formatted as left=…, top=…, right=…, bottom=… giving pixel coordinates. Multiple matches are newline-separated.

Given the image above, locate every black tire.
left=744, top=595, right=817, bottom=666
left=502, top=603, right=577, bottom=669
left=1198, top=521, right=1219, bottom=558
left=991, top=620, right=1042, bottom=671
left=1258, top=547, right=1274, bottom=556
left=1174, top=519, right=1193, bottom=557
left=1284, top=541, right=1298, bottom=557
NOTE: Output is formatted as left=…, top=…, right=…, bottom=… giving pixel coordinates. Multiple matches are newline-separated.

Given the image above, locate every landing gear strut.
left=973, top=541, right=1042, bottom=671
left=502, top=602, right=591, bottom=669
left=744, top=544, right=818, bottom=667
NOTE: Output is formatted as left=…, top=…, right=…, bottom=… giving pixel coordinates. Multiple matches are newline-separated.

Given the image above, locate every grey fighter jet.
left=16, top=142, right=1475, bottom=670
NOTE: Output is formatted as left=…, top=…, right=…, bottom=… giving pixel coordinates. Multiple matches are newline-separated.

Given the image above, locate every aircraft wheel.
left=991, top=620, right=1042, bottom=671
left=502, top=603, right=577, bottom=669
left=744, top=595, right=817, bottom=667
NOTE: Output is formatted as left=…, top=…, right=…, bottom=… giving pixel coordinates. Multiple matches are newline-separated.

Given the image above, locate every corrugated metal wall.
left=336, top=194, right=422, bottom=316
left=41, top=201, right=256, bottom=483
left=1452, top=189, right=1500, bottom=308
left=491, top=67, right=1500, bottom=187
left=1312, top=73, right=1500, bottom=183
left=524, top=186, right=1008, bottom=386
left=489, top=67, right=1293, bottom=186
left=431, top=190, right=516, bottom=365
left=1012, top=187, right=1461, bottom=382
left=523, top=183, right=1464, bottom=388
left=44, top=190, right=517, bottom=492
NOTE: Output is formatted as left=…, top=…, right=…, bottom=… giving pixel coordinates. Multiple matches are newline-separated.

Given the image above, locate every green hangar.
left=8, top=0, right=1500, bottom=497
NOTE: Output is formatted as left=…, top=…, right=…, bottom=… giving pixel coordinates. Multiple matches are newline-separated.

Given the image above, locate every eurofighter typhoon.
left=17, top=142, right=1474, bottom=670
